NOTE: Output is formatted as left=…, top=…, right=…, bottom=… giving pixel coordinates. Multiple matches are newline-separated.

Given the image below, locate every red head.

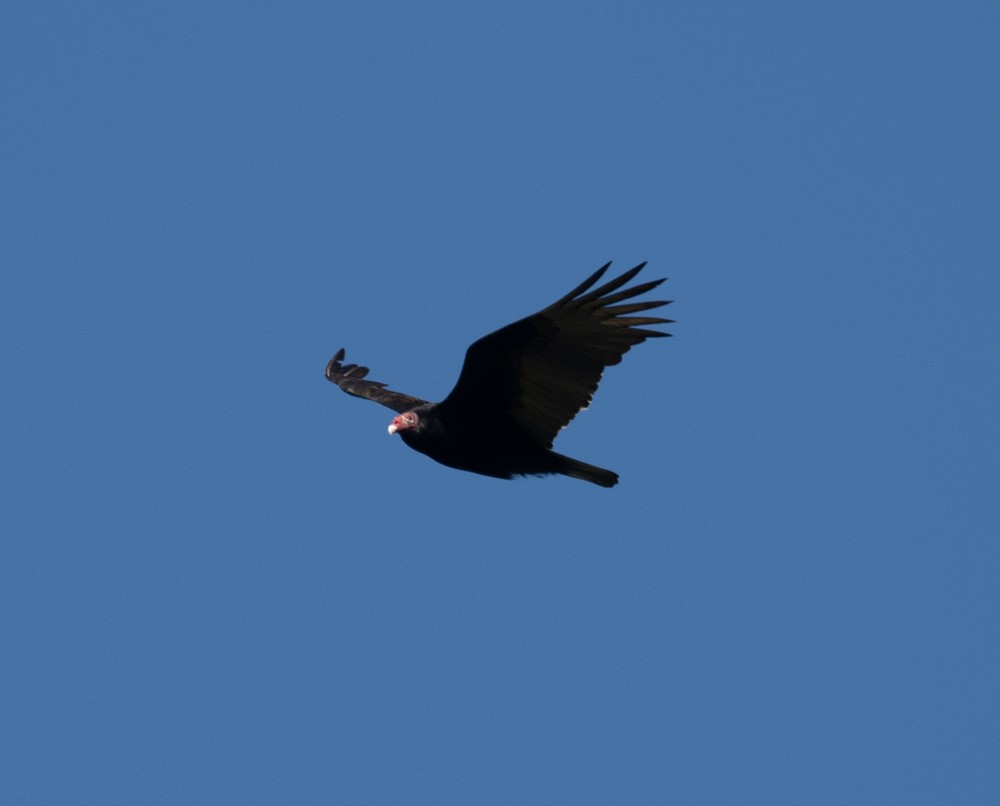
left=388, top=411, right=419, bottom=435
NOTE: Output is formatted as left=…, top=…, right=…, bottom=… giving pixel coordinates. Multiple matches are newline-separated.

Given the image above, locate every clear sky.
left=2, top=2, right=998, bottom=804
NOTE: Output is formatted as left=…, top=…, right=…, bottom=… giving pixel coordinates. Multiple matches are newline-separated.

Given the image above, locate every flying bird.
left=325, top=261, right=672, bottom=487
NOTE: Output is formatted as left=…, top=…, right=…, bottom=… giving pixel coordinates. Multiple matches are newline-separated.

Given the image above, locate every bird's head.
left=388, top=411, right=420, bottom=435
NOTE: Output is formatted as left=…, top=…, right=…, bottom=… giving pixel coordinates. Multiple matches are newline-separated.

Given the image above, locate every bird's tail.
left=552, top=453, right=619, bottom=488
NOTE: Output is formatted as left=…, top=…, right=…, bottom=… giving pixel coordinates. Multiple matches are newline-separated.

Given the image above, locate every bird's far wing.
left=325, top=348, right=430, bottom=414
left=437, top=262, right=673, bottom=447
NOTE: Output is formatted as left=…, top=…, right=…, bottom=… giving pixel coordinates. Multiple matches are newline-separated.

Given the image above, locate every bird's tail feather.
left=553, top=453, right=619, bottom=488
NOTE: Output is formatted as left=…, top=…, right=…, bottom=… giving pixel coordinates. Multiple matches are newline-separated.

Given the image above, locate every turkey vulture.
left=325, top=261, right=672, bottom=487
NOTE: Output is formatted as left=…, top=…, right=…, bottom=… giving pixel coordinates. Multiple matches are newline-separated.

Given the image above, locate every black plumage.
left=325, top=261, right=672, bottom=487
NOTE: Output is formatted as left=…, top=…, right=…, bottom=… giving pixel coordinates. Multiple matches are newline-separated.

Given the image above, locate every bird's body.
left=394, top=401, right=618, bottom=486
left=325, top=262, right=672, bottom=487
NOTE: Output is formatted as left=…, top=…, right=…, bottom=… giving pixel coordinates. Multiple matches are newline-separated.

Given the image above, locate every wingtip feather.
left=550, top=261, right=614, bottom=307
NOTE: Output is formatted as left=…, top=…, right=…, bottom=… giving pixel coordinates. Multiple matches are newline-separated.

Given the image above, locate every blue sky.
left=2, top=2, right=998, bottom=803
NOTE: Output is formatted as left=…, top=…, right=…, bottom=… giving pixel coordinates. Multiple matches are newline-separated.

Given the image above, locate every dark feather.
left=437, top=262, right=672, bottom=448
left=324, top=348, right=429, bottom=414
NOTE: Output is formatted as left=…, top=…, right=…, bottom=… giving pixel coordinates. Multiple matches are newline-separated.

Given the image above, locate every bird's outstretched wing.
left=437, top=262, right=672, bottom=447
left=324, top=348, right=429, bottom=414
